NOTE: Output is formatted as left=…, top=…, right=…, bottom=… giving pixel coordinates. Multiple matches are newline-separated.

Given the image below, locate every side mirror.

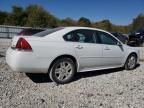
left=117, top=41, right=122, bottom=46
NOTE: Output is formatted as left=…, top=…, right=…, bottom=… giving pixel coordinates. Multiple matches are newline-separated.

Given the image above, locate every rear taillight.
left=16, top=37, right=32, bottom=51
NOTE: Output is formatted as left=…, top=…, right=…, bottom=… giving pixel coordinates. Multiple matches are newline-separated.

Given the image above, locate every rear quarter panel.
left=27, top=39, right=78, bottom=70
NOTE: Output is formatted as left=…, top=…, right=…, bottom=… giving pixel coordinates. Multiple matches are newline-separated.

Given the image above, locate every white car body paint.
left=6, top=27, right=140, bottom=73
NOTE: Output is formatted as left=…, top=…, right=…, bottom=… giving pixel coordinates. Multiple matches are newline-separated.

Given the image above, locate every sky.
left=0, top=0, right=144, bottom=25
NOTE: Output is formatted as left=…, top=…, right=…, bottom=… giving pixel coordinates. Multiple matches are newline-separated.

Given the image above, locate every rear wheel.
left=125, top=54, right=137, bottom=70
left=49, top=58, right=76, bottom=84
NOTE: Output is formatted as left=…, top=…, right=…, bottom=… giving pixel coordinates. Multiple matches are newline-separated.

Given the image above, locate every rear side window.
left=63, top=32, right=76, bottom=42
left=74, top=30, right=95, bottom=43
left=34, top=27, right=64, bottom=37
left=98, top=31, right=118, bottom=45
left=63, top=29, right=98, bottom=44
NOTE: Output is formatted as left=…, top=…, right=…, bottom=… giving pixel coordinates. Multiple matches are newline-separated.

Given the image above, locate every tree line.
left=0, top=5, right=144, bottom=33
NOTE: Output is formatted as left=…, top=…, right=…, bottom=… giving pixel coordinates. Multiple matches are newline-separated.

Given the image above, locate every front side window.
left=98, top=31, right=118, bottom=45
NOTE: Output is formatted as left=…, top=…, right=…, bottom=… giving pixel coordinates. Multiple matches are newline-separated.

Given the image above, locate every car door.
left=72, top=29, right=103, bottom=70
left=97, top=31, right=125, bottom=67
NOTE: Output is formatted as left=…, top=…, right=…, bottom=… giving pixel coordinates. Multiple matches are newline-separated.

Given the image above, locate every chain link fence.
left=0, top=25, right=27, bottom=54
left=0, top=25, right=35, bottom=38
left=0, top=25, right=41, bottom=55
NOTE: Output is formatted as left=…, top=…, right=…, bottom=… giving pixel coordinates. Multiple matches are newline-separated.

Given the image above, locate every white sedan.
left=6, top=27, right=140, bottom=84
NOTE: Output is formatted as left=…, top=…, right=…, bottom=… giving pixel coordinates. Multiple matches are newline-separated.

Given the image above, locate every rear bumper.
left=6, top=48, right=51, bottom=73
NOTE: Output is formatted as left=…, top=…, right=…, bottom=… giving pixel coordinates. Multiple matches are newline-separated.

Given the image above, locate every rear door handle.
left=75, top=45, right=83, bottom=49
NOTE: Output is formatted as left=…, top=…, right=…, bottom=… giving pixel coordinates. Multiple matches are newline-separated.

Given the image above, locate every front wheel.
left=125, top=54, right=137, bottom=70
left=49, top=58, right=76, bottom=84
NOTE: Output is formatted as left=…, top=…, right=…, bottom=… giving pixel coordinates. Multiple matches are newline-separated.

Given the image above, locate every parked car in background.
left=128, top=29, right=144, bottom=46
left=111, top=32, right=129, bottom=44
left=18, top=28, right=45, bottom=36
left=6, top=27, right=140, bottom=84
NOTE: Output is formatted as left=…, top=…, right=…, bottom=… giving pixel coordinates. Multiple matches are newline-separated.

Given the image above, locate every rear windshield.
left=18, top=29, right=44, bottom=36
left=34, top=27, right=64, bottom=37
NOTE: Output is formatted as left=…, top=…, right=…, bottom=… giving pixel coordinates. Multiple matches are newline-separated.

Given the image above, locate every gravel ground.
left=0, top=43, right=144, bottom=108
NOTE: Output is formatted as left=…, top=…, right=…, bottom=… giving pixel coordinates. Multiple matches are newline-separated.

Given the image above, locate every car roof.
left=63, top=26, right=104, bottom=31
left=62, top=26, right=112, bottom=34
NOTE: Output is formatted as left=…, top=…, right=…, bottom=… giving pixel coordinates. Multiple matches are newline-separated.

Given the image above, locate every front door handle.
left=104, top=47, right=110, bottom=50
left=75, top=45, right=83, bottom=49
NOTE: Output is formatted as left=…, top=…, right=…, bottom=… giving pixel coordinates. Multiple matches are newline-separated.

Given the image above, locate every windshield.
left=34, top=27, right=64, bottom=37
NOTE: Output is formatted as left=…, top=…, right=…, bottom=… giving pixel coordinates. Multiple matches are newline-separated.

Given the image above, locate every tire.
left=49, top=58, right=76, bottom=84
left=124, top=54, right=137, bottom=70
